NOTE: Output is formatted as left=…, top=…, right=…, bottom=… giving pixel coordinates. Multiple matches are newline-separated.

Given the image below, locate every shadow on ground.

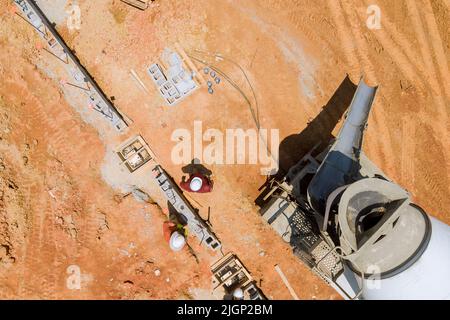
left=182, top=158, right=213, bottom=177
left=255, top=75, right=357, bottom=208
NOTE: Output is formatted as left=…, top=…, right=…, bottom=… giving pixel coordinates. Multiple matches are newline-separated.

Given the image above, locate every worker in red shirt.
left=180, top=173, right=213, bottom=193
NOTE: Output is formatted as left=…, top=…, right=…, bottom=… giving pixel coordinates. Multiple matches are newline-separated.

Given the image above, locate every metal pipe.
left=307, top=78, right=378, bottom=215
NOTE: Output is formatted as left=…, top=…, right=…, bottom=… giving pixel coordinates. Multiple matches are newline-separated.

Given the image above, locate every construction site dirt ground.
left=0, top=0, right=449, bottom=299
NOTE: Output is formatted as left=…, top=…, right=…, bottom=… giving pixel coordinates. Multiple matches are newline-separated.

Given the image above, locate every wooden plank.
left=274, top=264, right=300, bottom=300
left=120, top=0, right=149, bottom=10
left=175, top=42, right=205, bottom=85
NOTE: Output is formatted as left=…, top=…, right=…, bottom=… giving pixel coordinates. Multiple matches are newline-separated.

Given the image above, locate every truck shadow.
left=256, top=75, right=357, bottom=208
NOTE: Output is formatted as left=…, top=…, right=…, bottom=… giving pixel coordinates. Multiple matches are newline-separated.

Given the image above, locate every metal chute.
left=307, top=78, right=378, bottom=215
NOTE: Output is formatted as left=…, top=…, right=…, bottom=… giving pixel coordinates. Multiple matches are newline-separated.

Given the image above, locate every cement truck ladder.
left=315, top=246, right=364, bottom=300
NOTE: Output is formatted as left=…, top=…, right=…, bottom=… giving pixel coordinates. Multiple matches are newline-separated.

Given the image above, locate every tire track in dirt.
left=29, top=93, right=83, bottom=166
left=37, top=193, right=58, bottom=299
left=15, top=177, right=37, bottom=298
left=339, top=0, right=377, bottom=80
left=414, top=121, right=450, bottom=220
left=0, top=157, right=36, bottom=298
left=231, top=0, right=344, bottom=64
left=4, top=82, right=54, bottom=170
left=269, top=0, right=344, bottom=60
left=422, top=0, right=450, bottom=100
left=18, top=179, right=57, bottom=299
left=228, top=1, right=322, bottom=116
left=78, top=199, right=101, bottom=251
left=35, top=100, right=104, bottom=255
left=405, top=0, right=448, bottom=119
left=286, top=11, right=340, bottom=56
left=334, top=0, right=396, bottom=174
left=16, top=151, right=58, bottom=298
left=19, top=129, right=67, bottom=298
left=326, top=0, right=360, bottom=74
left=18, top=95, right=98, bottom=298
left=358, top=0, right=429, bottom=94
left=2, top=76, right=76, bottom=298
left=3, top=40, right=122, bottom=297
left=8, top=65, right=106, bottom=296
left=20, top=67, right=117, bottom=294
left=0, top=80, right=54, bottom=298
left=326, top=0, right=384, bottom=170
left=18, top=184, right=48, bottom=298
left=404, top=0, right=450, bottom=181
left=26, top=93, right=86, bottom=298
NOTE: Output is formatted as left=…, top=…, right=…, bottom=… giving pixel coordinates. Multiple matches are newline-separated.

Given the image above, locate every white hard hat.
left=190, top=177, right=203, bottom=192
left=169, top=231, right=186, bottom=251
left=233, top=288, right=244, bottom=300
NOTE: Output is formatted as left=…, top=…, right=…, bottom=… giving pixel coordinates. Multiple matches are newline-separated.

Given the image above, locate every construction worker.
left=180, top=173, right=213, bottom=193
left=169, top=232, right=186, bottom=252
left=163, top=221, right=187, bottom=252
left=232, top=288, right=244, bottom=300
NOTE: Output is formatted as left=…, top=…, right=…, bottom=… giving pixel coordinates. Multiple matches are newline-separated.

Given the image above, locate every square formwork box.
left=116, top=135, right=156, bottom=173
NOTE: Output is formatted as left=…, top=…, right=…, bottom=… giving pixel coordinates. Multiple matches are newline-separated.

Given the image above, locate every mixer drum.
left=337, top=178, right=450, bottom=299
